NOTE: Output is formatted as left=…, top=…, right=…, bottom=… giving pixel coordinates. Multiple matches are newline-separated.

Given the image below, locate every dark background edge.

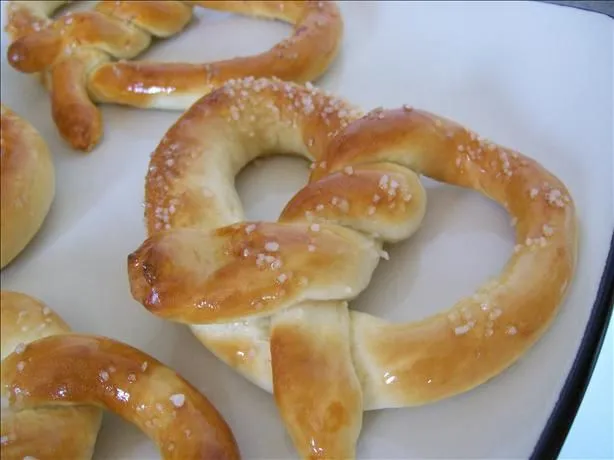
left=531, top=230, right=614, bottom=459
left=542, top=1, right=614, bottom=18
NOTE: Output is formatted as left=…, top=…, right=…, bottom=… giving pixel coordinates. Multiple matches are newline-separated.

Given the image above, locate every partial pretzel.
left=5, top=1, right=343, bottom=151
left=1, top=105, right=55, bottom=269
left=0, top=291, right=241, bottom=459
left=1, top=291, right=103, bottom=460
left=127, top=78, right=577, bottom=458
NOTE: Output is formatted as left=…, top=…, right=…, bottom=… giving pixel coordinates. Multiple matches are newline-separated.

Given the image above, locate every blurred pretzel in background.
left=4, top=1, right=343, bottom=151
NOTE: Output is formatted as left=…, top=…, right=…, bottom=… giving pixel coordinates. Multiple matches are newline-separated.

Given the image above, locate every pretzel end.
left=7, top=29, right=62, bottom=73
left=49, top=51, right=109, bottom=152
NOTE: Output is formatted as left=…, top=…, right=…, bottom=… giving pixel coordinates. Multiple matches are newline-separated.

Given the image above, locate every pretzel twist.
left=127, top=78, right=577, bottom=458
left=4, top=0, right=343, bottom=152
left=0, top=291, right=240, bottom=459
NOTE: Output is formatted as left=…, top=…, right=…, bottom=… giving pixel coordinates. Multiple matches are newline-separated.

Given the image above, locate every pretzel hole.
left=139, top=8, right=291, bottom=64
left=236, top=155, right=310, bottom=222
left=350, top=178, right=515, bottom=323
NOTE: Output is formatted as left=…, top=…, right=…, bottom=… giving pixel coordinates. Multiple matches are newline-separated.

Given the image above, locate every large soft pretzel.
left=4, top=0, right=342, bottom=151
left=1, top=105, right=55, bottom=269
left=0, top=291, right=240, bottom=459
left=127, top=78, right=578, bottom=458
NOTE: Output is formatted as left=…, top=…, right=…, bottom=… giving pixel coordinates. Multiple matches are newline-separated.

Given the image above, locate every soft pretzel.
left=127, top=78, right=577, bottom=458
left=4, top=1, right=343, bottom=151
left=0, top=291, right=241, bottom=459
left=0, top=105, right=55, bottom=269
left=1, top=290, right=103, bottom=460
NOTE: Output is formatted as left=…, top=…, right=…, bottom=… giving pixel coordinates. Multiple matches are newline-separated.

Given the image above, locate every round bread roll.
left=1, top=104, right=55, bottom=269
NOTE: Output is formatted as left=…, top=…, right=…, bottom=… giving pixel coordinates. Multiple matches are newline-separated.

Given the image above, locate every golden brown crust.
left=128, top=223, right=380, bottom=324
left=0, top=291, right=103, bottom=460
left=271, top=301, right=362, bottom=460
left=2, top=334, right=241, bottom=460
left=0, top=291, right=241, bottom=459
left=4, top=0, right=343, bottom=151
left=0, top=105, right=55, bottom=269
left=127, top=78, right=577, bottom=458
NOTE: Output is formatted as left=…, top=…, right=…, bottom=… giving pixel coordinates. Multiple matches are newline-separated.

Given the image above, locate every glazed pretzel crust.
left=127, top=78, right=577, bottom=458
left=0, top=291, right=240, bottom=460
left=4, top=0, right=342, bottom=151
left=1, top=291, right=103, bottom=460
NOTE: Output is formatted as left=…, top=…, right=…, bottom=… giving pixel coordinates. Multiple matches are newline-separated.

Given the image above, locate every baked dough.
left=0, top=105, right=55, bottom=269
left=1, top=291, right=103, bottom=460
left=0, top=291, right=241, bottom=459
left=127, top=78, right=578, bottom=458
left=5, top=1, right=343, bottom=151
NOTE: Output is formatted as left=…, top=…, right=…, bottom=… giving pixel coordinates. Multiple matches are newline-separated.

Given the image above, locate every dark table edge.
left=532, top=3, right=613, bottom=458
left=531, top=230, right=614, bottom=459
left=541, top=1, right=614, bottom=18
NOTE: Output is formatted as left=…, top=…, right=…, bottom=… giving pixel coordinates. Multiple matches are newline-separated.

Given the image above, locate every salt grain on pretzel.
left=128, top=78, right=577, bottom=458
left=5, top=0, right=343, bottom=151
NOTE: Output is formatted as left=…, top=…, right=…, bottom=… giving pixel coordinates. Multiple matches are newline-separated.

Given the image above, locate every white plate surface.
left=1, top=1, right=613, bottom=458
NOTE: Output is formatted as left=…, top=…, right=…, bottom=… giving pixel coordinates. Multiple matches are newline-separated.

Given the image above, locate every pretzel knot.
left=0, top=291, right=240, bottom=460
left=5, top=0, right=342, bottom=151
left=127, top=77, right=578, bottom=458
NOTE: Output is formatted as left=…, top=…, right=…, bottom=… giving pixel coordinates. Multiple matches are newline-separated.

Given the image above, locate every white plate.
left=1, top=1, right=613, bottom=458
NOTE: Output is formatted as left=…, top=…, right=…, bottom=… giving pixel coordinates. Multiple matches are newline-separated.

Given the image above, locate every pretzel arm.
left=87, top=0, right=343, bottom=109
left=128, top=223, right=381, bottom=324
left=319, top=108, right=578, bottom=409
left=271, top=301, right=363, bottom=460
left=1, top=334, right=240, bottom=460
left=48, top=49, right=110, bottom=151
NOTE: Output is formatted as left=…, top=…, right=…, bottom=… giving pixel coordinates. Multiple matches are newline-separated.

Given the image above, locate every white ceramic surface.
left=1, top=1, right=613, bottom=458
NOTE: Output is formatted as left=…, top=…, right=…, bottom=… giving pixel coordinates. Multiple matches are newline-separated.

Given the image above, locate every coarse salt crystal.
left=99, top=370, right=109, bottom=381
left=169, top=393, right=185, bottom=408
left=264, top=242, right=280, bottom=252
left=310, top=223, right=320, bottom=232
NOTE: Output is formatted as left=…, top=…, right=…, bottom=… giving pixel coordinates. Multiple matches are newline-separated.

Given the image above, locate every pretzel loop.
left=128, top=78, right=576, bottom=459
left=0, top=291, right=240, bottom=460
left=4, top=0, right=343, bottom=151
